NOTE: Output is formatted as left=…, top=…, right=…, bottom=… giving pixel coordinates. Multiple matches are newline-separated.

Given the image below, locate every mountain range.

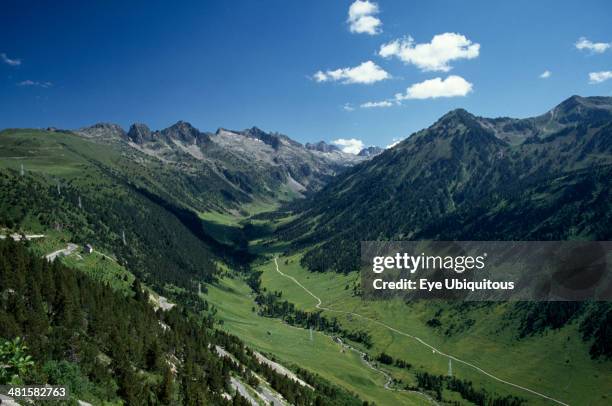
left=76, top=121, right=372, bottom=203
left=278, top=95, right=612, bottom=273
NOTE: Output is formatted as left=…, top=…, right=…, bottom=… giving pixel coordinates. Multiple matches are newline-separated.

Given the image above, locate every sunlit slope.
left=205, top=276, right=427, bottom=405
left=257, top=254, right=612, bottom=406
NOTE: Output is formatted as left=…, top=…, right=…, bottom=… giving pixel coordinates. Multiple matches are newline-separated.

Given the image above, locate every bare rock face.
left=127, top=123, right=153, bottom=144
left=240, top=126, right=284, bottom=150
left=161, top=121, right=210, bottom=145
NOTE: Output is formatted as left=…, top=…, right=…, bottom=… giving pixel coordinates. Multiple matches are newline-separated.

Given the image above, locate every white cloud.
left=575, top=37, right=610, bottom=53
left=332, top=138, right=364, bottom=154
left=360, top=100, right=393, bottom=108
left=313, top=71, right=327, bottom=82
left=395, top=75, right=473, bottom=100
left=379, top=33, right=480, bottom=72
left=1, top=53, right=21, bottom=66
left=347, top=0, right=382, bottom=35
left=313, top=61, right=390, bottom=84
left=17, top=80, right=53, bottom=88
left=540, top=70, right=551, bottom=79
left=342, top=103, right=355, bottom=111
left=386, top=138, right=404, bottom=148
left=589, top=71, right=612, bottom=84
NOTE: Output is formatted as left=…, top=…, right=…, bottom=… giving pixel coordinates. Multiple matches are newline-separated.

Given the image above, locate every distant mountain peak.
left=436, top=108, right=477, bottom=125
left=237, top=126, right=284, bottom=149
left=557, top=94, right=612, bottom=109
left=90, top=122, right=123, bottom=129
left=127, top=123, right=153, bottom=144
left=161, top=121, right=209, bottom=144
left=244, top=126, right=265, bottom=135
left=76, top=122, right=126, bottom=140
left=358, top=146, right=383, bottom=157
left=305, top=141, right=340, bottom=153
left=549, top=95, right=612, bottom=125
left=165, top=120, right=198, bottom=132
left=428, top=108, right=485, bottom=140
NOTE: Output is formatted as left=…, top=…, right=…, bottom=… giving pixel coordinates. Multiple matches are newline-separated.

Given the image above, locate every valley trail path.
left=0, top=233, right=46, bottom=241
left=273, top=257, right=569, bottom=406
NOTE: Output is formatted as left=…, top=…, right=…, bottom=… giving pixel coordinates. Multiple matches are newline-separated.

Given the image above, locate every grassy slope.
left=257, top=253, right=612, bottom=406
left=25, top=230, right=136, bottom=296
left=204, top=276, right=426, bottom=405
left=0, top=129, right=127, bottom=182
left=199, top=201, right=278, bottom=247
left=61, top=250, right=135, bottom=296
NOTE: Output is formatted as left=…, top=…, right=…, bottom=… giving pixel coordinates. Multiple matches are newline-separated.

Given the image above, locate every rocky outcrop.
left=127, top=123, right=153, bottom=144
left=161, top=121, right=210, bottom=145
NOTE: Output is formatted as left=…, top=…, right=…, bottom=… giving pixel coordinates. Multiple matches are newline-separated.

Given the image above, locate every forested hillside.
left=279, top=96, right=612, bottom=273
left=0, top=238, right=228, bottom=404
left=0, top=239, right=366, bottom=405
left=0, top=129, right=256, bottom=294
left=272, top=96, right=612, bottom=360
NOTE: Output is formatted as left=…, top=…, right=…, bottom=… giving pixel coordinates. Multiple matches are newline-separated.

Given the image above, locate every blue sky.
left=1, top=0, right=611, bottom=150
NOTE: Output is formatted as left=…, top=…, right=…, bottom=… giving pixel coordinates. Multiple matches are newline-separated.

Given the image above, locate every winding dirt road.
left=45, top=243, right=78, bottom=261
left=273, top=257, right=569, bottom=406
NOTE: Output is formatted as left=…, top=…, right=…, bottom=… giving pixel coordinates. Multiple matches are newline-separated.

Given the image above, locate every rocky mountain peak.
left=127, top=123, right=153, bottom=144
left=358, top=146, right=383, bottom=157
left=161, top=121, right=209, bottom=145
left=427, top=108, right=489, bottom=141
left=549, top=95, right=612, bottom=125
left=239, top=126, right=283, bottom=150
left=243, top=126, right=267, bottom=138
left=436, top=108, right=477, bottom=126
left=305, top=141, right=339, bottom=153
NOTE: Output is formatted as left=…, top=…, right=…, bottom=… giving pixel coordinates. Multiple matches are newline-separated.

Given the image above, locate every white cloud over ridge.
left=379, top=33, right=480, bottom=72
left=386, top=138, right=403, bottom=149
left=589, top=71, right=612, bottom=84
left=361, top=100, right=393, bottom=108
left=332, top=138, right=364, bottom=154
left=1, top=52, right=21, bottom=66
left=540, top=70, right=551, bottom=79
left=575, top=37, right=610, bottom=53
left=395, top=75, right=473, bottom=100
left=347, top=0, right=382, bottom=35
left=314, top=61, right=390, bottom=84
